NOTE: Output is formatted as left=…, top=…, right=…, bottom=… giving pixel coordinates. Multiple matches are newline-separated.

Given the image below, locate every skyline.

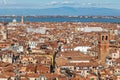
left=0, top=0, right=120, bottom=9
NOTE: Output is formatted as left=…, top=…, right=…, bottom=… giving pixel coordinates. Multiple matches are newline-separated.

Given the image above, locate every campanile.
left=99, top=32, right=110, bottom=65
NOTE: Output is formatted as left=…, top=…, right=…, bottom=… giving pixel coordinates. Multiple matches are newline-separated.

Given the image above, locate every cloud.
left=3, top=0, right=7, bottom=5
left=62, top=1, right=71, bottom=4
left=47, top=1, right=76, bottom=6
left=0, top=0, right=16, bottom=5
left=81, top=2, right=120, bottom=6
left=47, top=1, right=59, bottom=6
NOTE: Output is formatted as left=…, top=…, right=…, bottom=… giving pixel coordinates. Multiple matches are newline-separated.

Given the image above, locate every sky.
left=0, top=0, right=120, bottom=9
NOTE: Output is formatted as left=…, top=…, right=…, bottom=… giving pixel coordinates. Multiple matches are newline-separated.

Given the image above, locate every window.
left=118, top=70, right=120, bottom=72
left=114, top=54, right=116, bottom=57
left=109, top=62, right=112, bottom=64
left=106, top=36, right=108, bottom=40
left=102, top=36, right=104, bottom=41
left=68, top=57, right=72, bottom=60
left=104, top=45, right=106, bottom=49
left=74, top=67, right=76, bottom=70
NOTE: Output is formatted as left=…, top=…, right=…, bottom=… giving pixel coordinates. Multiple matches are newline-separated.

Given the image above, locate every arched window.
left=102, top=36, right=104, bottom=41
left=106, top=36, right=108, bottom=40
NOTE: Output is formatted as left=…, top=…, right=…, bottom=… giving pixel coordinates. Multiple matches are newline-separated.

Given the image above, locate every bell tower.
left=99, top=32, right=110, bottom=65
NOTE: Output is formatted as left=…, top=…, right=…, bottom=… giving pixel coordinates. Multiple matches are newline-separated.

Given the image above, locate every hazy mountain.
left=0, top=7, right=120, bottom=16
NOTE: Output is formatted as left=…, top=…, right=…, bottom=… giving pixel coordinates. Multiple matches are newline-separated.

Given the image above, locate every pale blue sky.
left=0, top=0, right=120, bottom=9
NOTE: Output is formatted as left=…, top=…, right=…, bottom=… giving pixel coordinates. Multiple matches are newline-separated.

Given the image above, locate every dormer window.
left=68, top=57, right=72, bottom=60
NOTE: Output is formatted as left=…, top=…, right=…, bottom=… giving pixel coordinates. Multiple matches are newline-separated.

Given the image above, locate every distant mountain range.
left=0, top=7, right=120, bottom=16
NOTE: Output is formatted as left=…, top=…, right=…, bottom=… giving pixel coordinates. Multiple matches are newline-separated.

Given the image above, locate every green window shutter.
left=91, top=78, right=94, bottom=80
